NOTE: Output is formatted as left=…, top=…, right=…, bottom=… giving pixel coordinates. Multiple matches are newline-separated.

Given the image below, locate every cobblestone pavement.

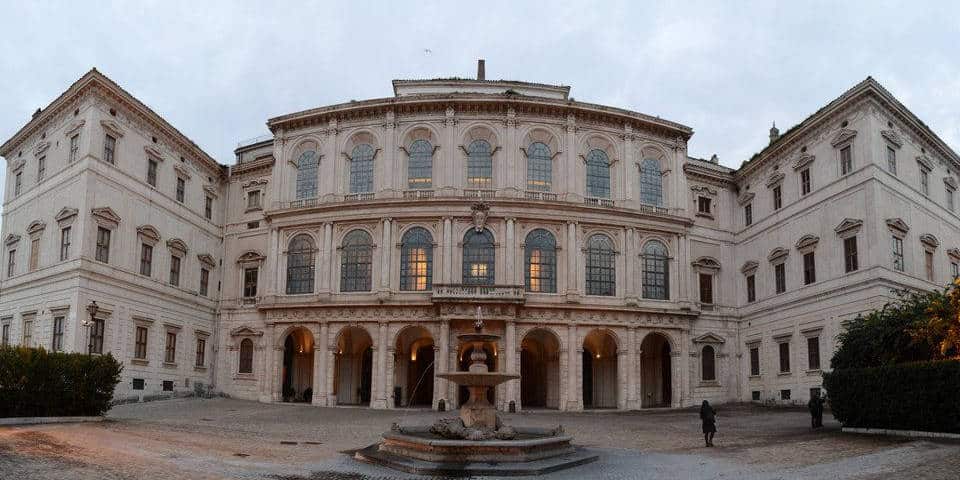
left=0, top=397, right=957, bottom=479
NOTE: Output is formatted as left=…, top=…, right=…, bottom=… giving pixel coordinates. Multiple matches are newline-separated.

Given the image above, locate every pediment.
left=830, top=128, right=858, bottom=147
left=91, top=207, right=121, bottom=227
left=230, top=326, right=263, bottom=337
left=737, top=191, right=755, bottom=206
left=741, top=260, right=759, bottom=275
left=880, top=129, right=903, bottom=148
left=765, top=172, right=785, bottom=188
left=64, top=119, right=85, bottom=137
left=26, top=220, right=46, bottom=235
left=691, top=256, right=721, bottom=271
left=795, top=234, right=820, bottom=251
left=834, top=218, right=863, bottom=237
left=916, top=155, right=934, bottom=171
left=237, top=250, right=266, bottom=264
left=944, top=177, right=958, bottom=189
left=919, top=233, right=940, bottom=249
left=792, top=153, right=816, bottom=171
left=4, top=233, right=21, bottom=246
left=693, top=332, right=725, bottom=344
left=166, top=238, right=188, bottom=254
left=144, top=145, right=164, bottom=160
left=33, top=141, right=50, bottom=156
left=136, top=225, right=161, bottom=243
left=242, top=178, right=268, bottom=189
left=768, top=247, right=789, bottom=263
left=886, top=218, right=910, bottom=236
left=947, top=248, right=960, bottom=260
left=202, top=184, right=218, bottom=198
left=99, top=119, right=124, bottom=137
left=173, top=162, right=192, bottom=179
left=197, top=253, right=216, bottom=267
left=54, top=207, right=79, bottom=223
left=690, top=185, right=718, bottom=196
left=10, top=159, right=25, bottom=172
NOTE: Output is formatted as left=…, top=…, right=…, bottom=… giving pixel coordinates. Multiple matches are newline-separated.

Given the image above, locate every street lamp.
left=84, top=301, right=98, bottom=354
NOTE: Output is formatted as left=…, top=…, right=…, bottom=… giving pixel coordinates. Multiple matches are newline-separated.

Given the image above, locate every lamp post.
left=85, top=301, right=98, bottom=354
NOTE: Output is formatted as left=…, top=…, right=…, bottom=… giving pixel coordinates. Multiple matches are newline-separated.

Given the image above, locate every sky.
left=1, top=1, right=959, bottom=185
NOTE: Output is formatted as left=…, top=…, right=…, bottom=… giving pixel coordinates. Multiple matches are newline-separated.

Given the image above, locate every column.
left=371, top=322, right=388, bottom=408
left=380, top=218, right=392, bottom=290
left=627, top=326, right=637, bottom=409
left=505, top=321, right=517, bottom=408
left=565, top=114, right=577, bottom=196
left=618, top=349, right=629, bottom=410
left=623, top=125, right=635, bottom=206
left=566, top=221, right=579, bottom=299
left=625, top=228, right=637, bottom=303
left=385, top=345, right=396, bottom=408
left=435, top=320, right=449, bottom=410
left=382, top=112, right=396, bottom=195
left=266, top=229, right=280, bottom=295
left=319, top=223, right=333, bottom=293
left=566, top=324, right=580, bottom=410
left=326, top=328, right=337, bottom=406
left=313, top=322, right=329, bottom=405
left=259, top=323, right=276, bottom=403
left=677, top=234, right=690, bottom=305
left=505, top=218, right=516, bottom=284
left=442, top=217, right=454, bottom=284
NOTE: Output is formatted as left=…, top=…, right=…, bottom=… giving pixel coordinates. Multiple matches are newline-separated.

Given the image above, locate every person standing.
left=700, top=400, right=717, bottom=447
left=808, top=391, right=824, bottom=429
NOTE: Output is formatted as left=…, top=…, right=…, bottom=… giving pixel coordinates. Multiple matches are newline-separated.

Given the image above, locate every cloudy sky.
left=1, top=1, right=959, bottom=179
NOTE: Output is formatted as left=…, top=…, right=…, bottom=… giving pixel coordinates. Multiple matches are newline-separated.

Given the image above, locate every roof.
left=0, top=68, right=224, bottom=175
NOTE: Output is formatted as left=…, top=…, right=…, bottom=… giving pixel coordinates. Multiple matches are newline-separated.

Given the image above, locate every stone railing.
left=344, top=192, right=375, bottom=202
left=524, top=190, right=559, bottom=201
left=278, top=197, right=321, bottom=209
left=431, top=284, right=525, bottom=302
left=638, top=203, right=670, bottom=215
left=584, top=196, right=615, bottom=208
left=462, top=189, right=496, bottom=199
left=403, top=189, right=435, bottom=199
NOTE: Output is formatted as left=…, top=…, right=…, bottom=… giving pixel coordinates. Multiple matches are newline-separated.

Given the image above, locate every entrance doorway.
left=640, top=332, right=673, bottom=407
left=582, top=329, right=617, bottom=409
left=394, top=326, right=435, bottom=407
left=520, top=329, right=561, bottom=409
left=281, top=327, right=314, bottom=402
left=334, top=326, right=373, bottom=405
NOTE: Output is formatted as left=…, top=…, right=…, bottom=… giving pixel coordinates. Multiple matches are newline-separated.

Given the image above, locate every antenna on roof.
left=477, top=59, right=485, bottom=81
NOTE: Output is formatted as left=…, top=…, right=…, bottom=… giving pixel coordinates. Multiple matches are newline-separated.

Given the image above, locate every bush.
left=823, top=359, right=960, bottom=433
left=0, top=346, right=123, bottom=417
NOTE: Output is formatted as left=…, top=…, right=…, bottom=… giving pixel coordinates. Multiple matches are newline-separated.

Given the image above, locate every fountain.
left=354, top=307, right=598, bottom=476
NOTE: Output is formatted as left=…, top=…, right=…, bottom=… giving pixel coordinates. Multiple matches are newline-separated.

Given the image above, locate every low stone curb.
left=0, top=416, right=105, bottom=426
left=842, top=427, right=960, bottom=440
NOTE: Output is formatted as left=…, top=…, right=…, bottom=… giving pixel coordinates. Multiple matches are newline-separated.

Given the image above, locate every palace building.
left=1, top=62, right=958, bottom=410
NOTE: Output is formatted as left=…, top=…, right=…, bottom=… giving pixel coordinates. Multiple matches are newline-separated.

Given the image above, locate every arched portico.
left=582, top=329, right=618, bottom=409
left=280, top=327, right=314, bottom=402
left=520, top=328, right=561, bottom=409
left=640, top=332, right=673, bottom=408
left=334, top=326, right=374, bottom=405
left=394, top=326, right=435, bottom=408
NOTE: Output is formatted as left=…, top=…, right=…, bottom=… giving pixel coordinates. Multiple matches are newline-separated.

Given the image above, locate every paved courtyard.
left=0, top=397, right=957, bottom=479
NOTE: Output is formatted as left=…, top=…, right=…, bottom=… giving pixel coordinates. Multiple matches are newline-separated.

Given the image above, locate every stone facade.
left=1, top=69, right=957, bottom=410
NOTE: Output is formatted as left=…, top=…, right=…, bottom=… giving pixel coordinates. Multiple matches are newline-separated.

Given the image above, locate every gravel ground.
left=0, top=397, right=956, bottom=479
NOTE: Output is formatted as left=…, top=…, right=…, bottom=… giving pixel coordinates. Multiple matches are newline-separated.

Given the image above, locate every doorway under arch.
left=640, top=332, right=673, bottom=408
left=582, top=329, right=618, bottom=409
left=520, top=328, right=561, bottom=409
left=281, top=327, right=314, bottom=403
left=334, top=326, right=374, bottom=406
left=394, top=326, right=435, bottom=407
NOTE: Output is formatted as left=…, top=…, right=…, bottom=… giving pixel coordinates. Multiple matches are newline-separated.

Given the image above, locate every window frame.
left=462, top=228, right=496, bottom=286
left=839, top=144, right=852, bottom=175
left=134, top=326, right=148, bottom=360
left=147, top=158, right=158, bottom=187
left=525, top=142, right=553, bottom=192
left=641, top=241, right=670, bottom=300
left=348, top=144, right=375, bottom=194
left=340, top=229, right=374, bottom=292
left=701, top=345, right=717, bottom=382
left=844, top=236, right=859, bottom=273
left=466, top=139, right=493, bottom=189
left=746, top=274, right=756, bottom=303
left=802, top=251, right=816, bottom=285
left=800, top=168, right=811, bottom=196
left=772, top=184, right=782, bottom=210
left=778, top=341, right=791, bottom=373
left=169, top=254, right=181, bottom=286
left=407, top=139, right=434, bottom=190
left=524, top=228, right=557, bottom=293
left=140, top=243, right=153, bottom=276
left=175, top=176, right=186, bottom=203
left=585, top=149, right=611, bottom=199
left=51, top=316, right=64, bottom=352
left=286, top=235, right=316, bottom=294
left=891, top=236, right=904, bottom=272
left=400, top=227, right=433, bottom=292
left=95, top=226, right=111, bottom=263
left=164, top=331, right=177, bottom=364
left=238, top=338, right=254, bottom=374
left=60, top=226, right=71, bottom=261
left=103, top=133, right=116, bottom=165
left=774, top=262, right=786, bottom=294
left=807, top=336, right=820, bottom=371
left=243, top=267, right=259, bottom=298
left=585, top=234, right=616, bottom=296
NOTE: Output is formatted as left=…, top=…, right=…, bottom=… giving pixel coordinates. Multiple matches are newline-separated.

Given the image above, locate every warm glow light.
left=411, top=249, right=428, bottom=290
left=411, top=350, right=417, bottom=362
left=596, top=353, right=601, bottom=359
left=468, top=177, right=492, bottom=188
left=529, top=250, right=541, bottom=292
left=470, top=263, right=487, bottom=277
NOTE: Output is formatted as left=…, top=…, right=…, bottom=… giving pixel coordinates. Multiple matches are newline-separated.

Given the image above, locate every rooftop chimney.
left=477, top=59, right=485, bottom=81
left=769, top=122, right=780, bottom=144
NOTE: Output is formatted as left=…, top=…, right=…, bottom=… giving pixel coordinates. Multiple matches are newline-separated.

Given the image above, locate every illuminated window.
left=524, top=229, right=556, bottom=293
left=462, top=228, right=495, bottom=285
left=400, top=227, right=433, bottom=291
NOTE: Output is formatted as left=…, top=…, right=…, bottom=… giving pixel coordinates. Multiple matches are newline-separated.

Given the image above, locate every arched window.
left=408, top=139, right=433, bottom=189
left=524, top=229, right=557, bottom=293
left=400, top=227, right=433, bottom=291
left=585, top=234, right=615, bottom=296
left=642, top=240, right=669, bottom=300
left=467, top=140, right=493, bottom=188
left=341, top=230, right=373, bottom=292
left=286, top=235, right=315, bottom=294
left=239, top=338, right=254, bottom=374
left=349, top=144, right=375, bottom=193
left=526, top=142, right=552, bottom=191
left=462, top=228, right=495, bottom=285
left=701, top=345, right=716, bottom=381
left=295, top=150, right=318, bottom=199
left=586, top=149, right=611, bottom=198
left=639, top=158, right=663, bottom=206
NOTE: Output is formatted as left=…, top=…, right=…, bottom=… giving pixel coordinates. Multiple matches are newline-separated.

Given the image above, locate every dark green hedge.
left=0, top=346, right=123, bottom=417
left=823, top=359, right=960, bottom=433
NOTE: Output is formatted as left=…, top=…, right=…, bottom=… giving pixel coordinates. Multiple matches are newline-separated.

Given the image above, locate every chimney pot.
left=477, top=59, right=485, bottom=81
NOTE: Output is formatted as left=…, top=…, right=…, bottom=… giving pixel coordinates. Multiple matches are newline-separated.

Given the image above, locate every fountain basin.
left=436, top=372, right=519, bottom=386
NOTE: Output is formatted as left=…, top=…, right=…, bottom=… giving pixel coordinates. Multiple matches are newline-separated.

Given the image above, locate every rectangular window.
left=247, top=190, right=261, bottom=209
left=803, top=252, right=816, bottom=285
left=51, top=316, right=64, bottom=352
left=162, top=380, right=174, bottom=392
left=746, top=274, right=756, bottom=303
left=147, top=158, right=158, bottom=187
left=800, top=168, right=811, bottom=195
left=69, top=134, right=79, bottom=163
left=840, top=145, right=852, bottom=175
left=37, top=156, right=45, bottom=181
left=90, top=318, right=104, bottom=354
left=775, top=263, right=786, bottom=294
left=698, top=273, right=713, bottom=304
left=176, top=177, right=185, bottom=203
left=947, top=186, right=956, bottom=212
left=195, top=338, right=206, bottom=367
left=697, top=196, right=712, bottom=214
left=751, top=391, right=761, bottom=401
left=140, top=244, right=153, bottom=276
left=169, top=255, right=181, bottom=286
left=744, top=203, right=752, bottom=226
left=778, top=342, right=791, bottom=373
left=6, top=249, right=15, bottom=277
left=243, top=267, right=258, bottom=298
left=780, top=389, right=791, bottom=400
left=165, top=332, right=177, bottom=363
left=1, top=323, right=9, bottom=346
left=807, top=336, right=820, bottom=370
left=29, top=237, right=39, bottom=271
left=132, top=378, right=145, bottom=390
left=95, top=227, right=111, bottom=263
left=844, top=236, right=859, bottom=273
left=247, top=221, right=260, bottom=229
left=15, top=171, right=22, bottom=196
left=920, top=168, right=930, bottom=196
left=103, top=134, right=116, bottom=164
left=200, top=268, right=209, bottom=296
left=773, top=185, right=782, bottom=210
left=925, top=250, right=934, bottom=281
left=892, top=236, right=904, bottom=272
left=22, top=319, right=33, bottom=347
left=134, top=326, right=148, bottom=359
left=887, top=146, right=897, bottom=175
left=204, top=196, right=213, bottom=220
left=952, top=261, right=959, bottom=279
left=60, top=227, right=71, bottom=261
left=749, top=346, right=760, bottom=376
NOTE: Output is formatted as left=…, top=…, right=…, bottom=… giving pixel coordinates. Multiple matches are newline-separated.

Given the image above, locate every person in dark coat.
left=699, top=400, right=717, bottom=447
left=808, top=391, right=824, bottom=429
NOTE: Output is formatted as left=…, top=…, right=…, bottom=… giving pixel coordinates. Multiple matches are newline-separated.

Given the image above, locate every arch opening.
left=281, top=327, right=314, bottom=403
left=582, top=329, right=618, bottom=408
left=521, top=328, right=561, bottom=409
left=334, top=327, right=374, bottom=406
left=640, top=332, right=673, bottom=407
left=394, top=326, right=435, bottom=408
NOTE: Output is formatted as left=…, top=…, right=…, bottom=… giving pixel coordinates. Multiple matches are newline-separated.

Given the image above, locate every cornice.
left=683, top=162, right=736, bottom=188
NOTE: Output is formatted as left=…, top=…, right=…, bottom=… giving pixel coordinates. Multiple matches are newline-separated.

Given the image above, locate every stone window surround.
left=692, top=332, right=725, bottom=387
left=831, top=128, right=857, bottom=176
left=242, top=178, right=268, bottom=212
left=131, top=315, right=154, bottom=365
left=885, top=218, right=909, bottom=239
left=773, top=332, right=792, bottom=375
left=236, top=251, right=265, bottom=302
left=691, top=257, right=720, bottom=307
left=228, top=326, right=263, bottom=379
left=81, top=304, right=109, bottom=355
left=691, top=185, right=717, bottom=220
left=99, top=120, right=124, bottom=165
left=194, top=329, right=210, bottom=371
left=745, top=339, right=761, bottom=379
left=162, top=322, right=182, bottom=368
left=800, top=326, right=824, bottom=374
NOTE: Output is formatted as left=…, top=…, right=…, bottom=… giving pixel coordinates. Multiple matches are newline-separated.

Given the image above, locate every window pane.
left=467, top=140, right=492, bottom=188
left=462, top=229, right=495, bottom=285
left=295, top=150, right=319, bottom=199
left=340, top=230, right=373, bottom=292
left=407, top=140, right=433, bottom=189
left=585, top=234, right=615, bottom=296
left=639, top=158, right=663, bottom=205
left=526, top=142, right=552, bottom=191
left=400, top=227, right=433, bottom=291
left=585, top=149, right=610, bottom=198
left=642, top=241, right=669, bottom=299
left=286, top=235, right=316, bottom=294
left=524, top=229, right=556, bottom=293
left=701, top=345, right=716, bottom=381
left=349, top=144, right=375, bottom=193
